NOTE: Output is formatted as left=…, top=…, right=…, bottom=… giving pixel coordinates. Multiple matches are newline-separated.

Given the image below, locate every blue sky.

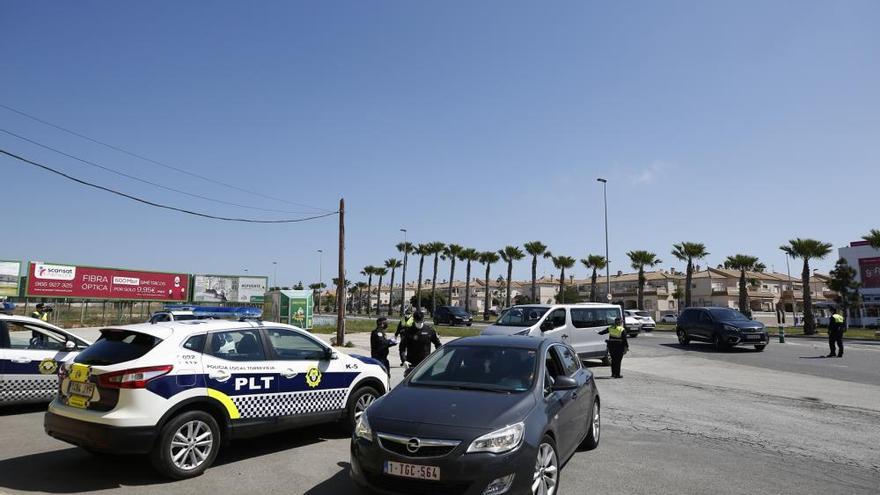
left=2, top=1, right=878, bottom=286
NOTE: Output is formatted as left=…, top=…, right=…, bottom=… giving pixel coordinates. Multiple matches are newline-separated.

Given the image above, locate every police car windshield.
left=410, top=345, right=537, bottom=392
left=495, top=307, right=549, bottom=327
left=75, top=329, right=162, bottom=366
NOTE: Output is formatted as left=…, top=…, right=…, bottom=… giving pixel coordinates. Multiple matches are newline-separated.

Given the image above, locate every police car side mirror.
left=65, top=340, right=76, bottom=351
left=323, top=348, right=338, bottom=361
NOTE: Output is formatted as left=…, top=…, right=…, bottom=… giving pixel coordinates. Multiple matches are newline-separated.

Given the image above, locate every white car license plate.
left=68, top=381, right=95, bottom=398
left=384, top=461, right=440, bottom=481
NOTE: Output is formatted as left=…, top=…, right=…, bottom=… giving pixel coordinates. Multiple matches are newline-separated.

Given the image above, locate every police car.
left=0, top=314, right=91, bottom=405
left=44, top=317, right=388, bottom=479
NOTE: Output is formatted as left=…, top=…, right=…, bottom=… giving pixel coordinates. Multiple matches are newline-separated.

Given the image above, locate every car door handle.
left=562, top=334, right=569, bottom=340
left=11, top=357, right=32, bottom=363
left=209, top=370, right=231, bottom=382
left=281, top=368, right=298, bottom=379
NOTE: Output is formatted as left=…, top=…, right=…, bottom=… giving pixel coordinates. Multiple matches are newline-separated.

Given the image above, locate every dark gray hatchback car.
left=676, top=307, right=769, bottom=351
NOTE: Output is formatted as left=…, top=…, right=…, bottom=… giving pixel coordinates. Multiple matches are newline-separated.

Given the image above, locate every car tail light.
left=97, top=365, right=173, bottom=389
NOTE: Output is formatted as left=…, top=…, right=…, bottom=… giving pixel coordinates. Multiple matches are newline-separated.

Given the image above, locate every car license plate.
left=68, top=381, right=94, bottom=398
left=384, top=461, right=440, bottom=481
left=747, top=335, right=761, bottom=341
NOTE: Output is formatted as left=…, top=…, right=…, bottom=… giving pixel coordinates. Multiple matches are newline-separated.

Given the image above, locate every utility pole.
left=317, top=249, right=323, bottom=314
left=336, top=198, right=345, bottom=346
left=597, top=178, right=611, bottom=302
left=400, top=228, right=408, bottom=316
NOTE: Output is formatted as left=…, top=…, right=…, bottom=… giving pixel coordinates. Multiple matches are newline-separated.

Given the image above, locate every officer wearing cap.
left=31, top=303, right=50, bottom=322
left=402, top=310, right=441, bottom=368
left=395, top=308, right=415, bottom=366
left=599, top=316, right=629, bottom=378
left=827, top=307, right=846, bottom=358
left=370, top=316, right=397, bottom=376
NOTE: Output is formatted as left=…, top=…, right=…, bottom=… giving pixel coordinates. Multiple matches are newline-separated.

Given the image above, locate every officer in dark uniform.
left=402, top=310, right=441, bottom=369
left=370, top=317, right=397, bottom=376
left=395, top=308, right=414, bottom=366
left=599, top=316, right=629, bottom=378
left=827, top=308, right=845, bottom=358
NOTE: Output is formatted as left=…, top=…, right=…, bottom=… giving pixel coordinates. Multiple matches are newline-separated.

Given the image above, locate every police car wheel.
left=345, top=386, right=380, bottom=431
left=150, top=410, right=220, bottom=480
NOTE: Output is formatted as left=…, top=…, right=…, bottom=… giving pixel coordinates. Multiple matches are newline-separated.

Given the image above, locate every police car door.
left=0, top=320, right=86, bottom=404
left=202, top=328, right=277, bottom=425
left=262, top=327, right=353, bottom=427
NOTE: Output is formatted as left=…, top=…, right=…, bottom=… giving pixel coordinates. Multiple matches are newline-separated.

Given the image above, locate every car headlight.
left=354, top=413, right=373, bottom=442
left=467, top=422, right=524, bottom=454
left=723, top=324, right=739, bottom=333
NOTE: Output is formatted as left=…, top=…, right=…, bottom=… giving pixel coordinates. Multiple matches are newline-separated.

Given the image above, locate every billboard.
left=192, top=275, right=268, bottom=303
left=0, top=260, right=21, bottom=297
left=26, top=262, right=190, bottom=301
left=858, top=257, right=880, bottom=289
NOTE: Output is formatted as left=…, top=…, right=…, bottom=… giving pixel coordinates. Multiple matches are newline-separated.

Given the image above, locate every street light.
left=317, top=250, right=323, bottom=314
left=597, top=178, right=611, bottom=302
left=400, top=228, right=408, bottom=316
left=272, top=261, right=278, bottom=289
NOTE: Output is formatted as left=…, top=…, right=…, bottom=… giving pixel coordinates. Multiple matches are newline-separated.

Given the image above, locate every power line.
left=0, top=128, right=319, bottom=214
left=0, top=103, right=333, bottom=213
left=0, top=148, right=339, bottom=224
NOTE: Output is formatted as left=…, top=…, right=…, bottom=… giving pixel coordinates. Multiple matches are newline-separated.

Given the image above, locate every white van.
left=480, top=303, right=622, bottom=364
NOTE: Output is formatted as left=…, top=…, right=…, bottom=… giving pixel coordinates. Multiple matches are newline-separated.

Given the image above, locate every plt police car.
left=1, top=314, right=90, bottom=405
left=44, top=318, right=389, bottom=479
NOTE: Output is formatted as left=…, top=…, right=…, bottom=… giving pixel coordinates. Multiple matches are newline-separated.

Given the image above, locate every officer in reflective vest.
left=599, top=316, right=629, bottom=378
left=827, top=308, right=845, bottom=358
left=31, top=303, right=49, bottom=322
left=395, top=309, right=415, bottom=366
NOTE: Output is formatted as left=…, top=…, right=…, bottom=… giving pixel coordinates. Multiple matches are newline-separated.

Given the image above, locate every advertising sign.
left=192, top=275, right=268, bottom=303
left=288, top=289, right=314, bottom=329
left=0, top=260, right=21, bottom=297
left=26, top=262, right=190, bottom=301
left=858, top=257, right=880, bottom=289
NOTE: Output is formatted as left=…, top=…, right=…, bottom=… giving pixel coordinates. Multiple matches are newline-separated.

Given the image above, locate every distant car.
left=676, top=307, right=769, bottom=351
left=658, top=313, right=678, bottom=324
left=625, top=310, right=656, bottom=332
left=432, top=306, right=473, bottom=326
left=0, top=314, right=91, bottom=405
left=350, top=336, right=600, bottom=495
left=148, top=310, right=201, bottom=324
left=623, top=313, right=641, bottom=337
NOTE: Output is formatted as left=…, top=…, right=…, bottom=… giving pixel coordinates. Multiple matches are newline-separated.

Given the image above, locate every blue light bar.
left=164, top=305, right=262, bottom=319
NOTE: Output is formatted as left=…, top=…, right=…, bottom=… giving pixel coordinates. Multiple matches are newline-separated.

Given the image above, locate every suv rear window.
left=75, top=329, right=162, bottom=365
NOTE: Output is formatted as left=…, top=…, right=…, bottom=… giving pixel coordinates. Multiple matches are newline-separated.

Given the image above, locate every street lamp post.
left=597, top=178, right=611, bottom=302
left=317, top=249, right=323, bottom=314
left=400, top=228, right=408, bottom=317
left=272, top=261, right=278, bottom=289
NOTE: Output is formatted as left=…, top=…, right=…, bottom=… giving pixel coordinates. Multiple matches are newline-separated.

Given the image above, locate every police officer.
left=402, top=310, right=441, bottom=369
left=370, top=317, right=397, bottom=376
left=827, top=308, right=845, bottom=358
left=31, top=303, right=50, bottom=321
left=395, top=308, right=415, bottom=366
left=599, top=316, right=629, bottom=378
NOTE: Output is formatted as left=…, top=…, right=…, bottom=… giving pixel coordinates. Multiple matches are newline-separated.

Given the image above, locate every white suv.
left=45, top=319, right=388, bottom=479
left=625, top=310, right=656, bottom=334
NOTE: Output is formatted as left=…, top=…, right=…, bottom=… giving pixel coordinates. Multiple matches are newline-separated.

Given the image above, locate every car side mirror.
left=65, top=340, right=76, bottom=351
left=551, top=375, right=578, bottom=391
left=323, top=348, right=338, bottom=360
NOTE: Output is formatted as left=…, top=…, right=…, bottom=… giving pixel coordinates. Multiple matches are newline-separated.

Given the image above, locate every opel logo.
left=406, top=438, right=421, bottom=453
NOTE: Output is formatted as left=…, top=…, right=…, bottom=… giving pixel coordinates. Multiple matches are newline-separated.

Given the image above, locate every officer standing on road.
left=395, top=308, right=414, bottom=366
left=31, top=303, right=49, bottom=321
left=370, top=316, right=397, bottom=376
left=827, top=308, right=845, bottom=358
left=402, top=310, right=441, bottom=369
left=599, top=316, right=629, bottom=378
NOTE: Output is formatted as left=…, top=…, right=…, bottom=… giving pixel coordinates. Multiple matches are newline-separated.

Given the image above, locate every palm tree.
left=308, top=282, right=325, bottom=313
left=331, top=278, right=351, bottom=312
left=523, top=241, right=548, bottom=303
left=724, top=254, right=761, bottom=317
left=413, top=244, right=430, bottom=310
left=863, top=229, right=880, bottom=249
left=355, top=282, right=368, bottom=313
left=443, top=244, right=464, bottom=306
left=373, top=267, right=387, bottom=315
left=671, top=242, right=709, bottom=308
left=426, top=242, right=446, bottom=314
left=459, top=248, right=480, bottom=313
left=479, top=251, right=500, bottom=320
left=545, top=253, right=576, bottom=303
left=499, top=246, right=525, bottom=309
left=362, top=266, right=377, bottom=315
left=780, top=238, right=833, bottom=335
left=627, top=250, right=662, bottom=310
left=580, top=255, right=607, bottom=302
left=384, top=258, right=402, bottom=316
left=396, top=241, right=414, bottom=314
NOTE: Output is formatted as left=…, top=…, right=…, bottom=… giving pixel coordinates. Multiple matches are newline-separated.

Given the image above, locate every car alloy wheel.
left=533, top=440, right=559, bottom=495
left=677, top=329, right=689, bottom=345
left=170, top=420, right=214, bottom=471
left=591, top=402, right=600, bottom=443
left=354, top=391, right=376, bottom=421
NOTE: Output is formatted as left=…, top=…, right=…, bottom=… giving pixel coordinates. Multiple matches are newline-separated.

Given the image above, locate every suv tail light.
left=97, top=365, right=173, bottom=389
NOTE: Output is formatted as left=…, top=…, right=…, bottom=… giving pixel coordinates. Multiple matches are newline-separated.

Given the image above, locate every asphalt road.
left=1, top=332, right=878, bottom=495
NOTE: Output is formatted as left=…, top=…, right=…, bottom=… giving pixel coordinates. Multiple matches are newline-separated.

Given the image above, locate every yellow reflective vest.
left=831, top=314, right=844, bottom=324
left=32, top=310, right=48, bottom=321
left=608, top=324, right=625, bottom=339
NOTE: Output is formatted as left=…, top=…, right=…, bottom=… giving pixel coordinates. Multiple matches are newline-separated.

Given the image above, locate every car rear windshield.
left=495, top=306, right=549, bottom=327
left=707, top=308, right=750, bottom=321
left=634, top=311, right=651, bottom=318
left=74, top=329, right=162, bottom=365
left=410, top=345, right=537, bottom=392
left=448, top=307, right=469, bottom=316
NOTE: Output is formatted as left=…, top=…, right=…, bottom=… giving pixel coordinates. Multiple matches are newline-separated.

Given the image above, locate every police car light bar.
left=163, top=305, right=262, bottom=320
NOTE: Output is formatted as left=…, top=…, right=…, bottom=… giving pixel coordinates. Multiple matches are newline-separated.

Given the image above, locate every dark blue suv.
left=676, top=307, right=769, bottom=351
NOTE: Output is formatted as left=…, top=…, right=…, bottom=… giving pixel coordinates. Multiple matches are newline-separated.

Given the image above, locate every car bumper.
left=728, top=335, right=769, bottom=346
left=625, top=326, right=640, bottom=336
left=350, top=437, right=535, bottom=495
left=44, top=411, right=157, bottom=454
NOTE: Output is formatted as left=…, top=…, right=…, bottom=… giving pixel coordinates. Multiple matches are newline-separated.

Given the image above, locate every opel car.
left=351, top=336, right=599, bottom=495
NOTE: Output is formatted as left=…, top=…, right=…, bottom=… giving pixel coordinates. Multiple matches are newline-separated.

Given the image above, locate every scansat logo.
left=34, top=263, right=76, bottom=281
